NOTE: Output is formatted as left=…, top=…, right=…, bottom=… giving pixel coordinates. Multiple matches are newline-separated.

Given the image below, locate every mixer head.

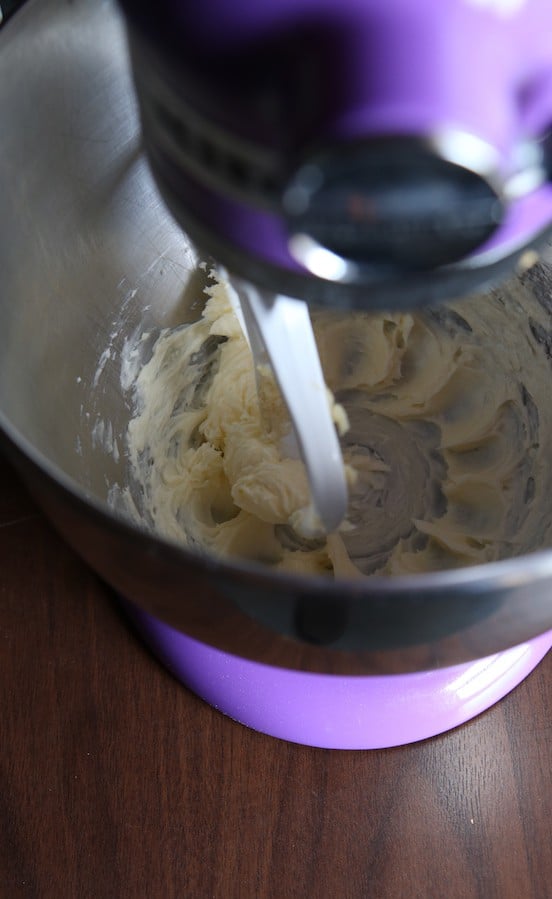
left=119, top=0, right=552, bottom=311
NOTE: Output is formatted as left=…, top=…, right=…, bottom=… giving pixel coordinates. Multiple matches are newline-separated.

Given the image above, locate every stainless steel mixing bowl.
left=3, top=0, right=552, bottom=676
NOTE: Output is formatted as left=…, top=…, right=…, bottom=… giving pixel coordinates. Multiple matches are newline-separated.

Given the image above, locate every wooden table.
left=1, top=456, right=551, bottom=899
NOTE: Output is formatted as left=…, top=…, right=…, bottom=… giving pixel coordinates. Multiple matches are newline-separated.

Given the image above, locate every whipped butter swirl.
left=122, top=272, right=552, bottom=578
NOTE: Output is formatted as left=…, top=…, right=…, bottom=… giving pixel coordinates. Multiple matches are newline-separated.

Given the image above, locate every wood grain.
left=1, top=456, right=551, bottom=899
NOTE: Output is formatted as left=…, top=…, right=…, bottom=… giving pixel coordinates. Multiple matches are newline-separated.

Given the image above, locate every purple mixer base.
left=125, top=603, right=552, bottom=749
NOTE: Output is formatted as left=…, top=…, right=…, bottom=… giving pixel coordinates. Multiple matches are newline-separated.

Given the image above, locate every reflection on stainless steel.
left=2, top=0, right=552, bottom=675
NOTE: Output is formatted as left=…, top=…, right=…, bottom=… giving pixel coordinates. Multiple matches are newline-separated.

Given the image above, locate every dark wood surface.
left=1, top=456, right=551, bottom=899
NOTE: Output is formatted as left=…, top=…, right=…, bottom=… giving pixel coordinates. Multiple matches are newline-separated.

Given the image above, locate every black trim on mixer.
left=0, top=0, right=26, bottom=26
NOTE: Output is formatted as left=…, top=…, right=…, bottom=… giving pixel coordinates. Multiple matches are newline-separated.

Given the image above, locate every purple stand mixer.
left=111, top=0, right=552, bottom=748
left=5, top=0, right=552, bottom=750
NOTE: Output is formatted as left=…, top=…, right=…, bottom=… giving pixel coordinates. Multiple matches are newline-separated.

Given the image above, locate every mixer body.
left=120, top=0, right=552, bottom=309
left=4, top=0, right=552, bottom=746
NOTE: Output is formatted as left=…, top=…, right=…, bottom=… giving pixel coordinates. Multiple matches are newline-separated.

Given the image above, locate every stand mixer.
left=113, top=0, right=552, bottom=744
left=2, top=0, right=552, bottom=747
left=118, top=0, right=552, bottom=535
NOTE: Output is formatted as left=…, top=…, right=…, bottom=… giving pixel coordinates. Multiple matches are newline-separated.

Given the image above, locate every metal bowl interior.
left=2, top=0, right=552, bottom=674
